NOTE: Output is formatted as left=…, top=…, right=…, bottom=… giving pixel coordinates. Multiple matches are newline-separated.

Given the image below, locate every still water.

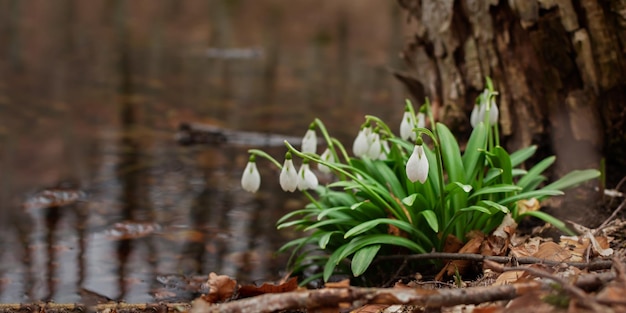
left=0, top=0, right=410, bottom=303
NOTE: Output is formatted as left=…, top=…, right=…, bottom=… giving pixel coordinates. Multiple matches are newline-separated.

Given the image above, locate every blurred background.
left=0, top=0, right=415, bottom=303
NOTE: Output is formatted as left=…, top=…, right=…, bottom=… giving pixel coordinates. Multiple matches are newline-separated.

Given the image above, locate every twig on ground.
left=597, top=197, right=626, bottom=232
left=484, top=260, right=603, bottom=310
left=375, top=252, right=613, bottom=270
left=0, top=302, right=191, bottom=313
left=190, top=271, right=617, bottom=313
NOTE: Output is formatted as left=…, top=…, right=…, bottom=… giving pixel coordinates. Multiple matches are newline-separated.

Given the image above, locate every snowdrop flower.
left=470, top=104, right=480, bottom=128
left=406, top=140, right=429, bottom=184
left=367, top=131, right=382, bottom=159
left=352, top=124, right=371, bottom=157
left=297, top=160, right=318, bottom=191
left=279, top=152, right=298, bottom=192
left=416, top=112, right=426, bottom=129
left=318, top=148, right=334, bottom=174
left=241, top=155, right=261, bottom=193
left=400, top=110, right=415, bottom=141
left=378, top=139, right=390, bottom=160
left=488, top=98, right=499, bottom=125
left=301, top=124, right=317, bottom=154
left=470, top=90, right=499, bottom=128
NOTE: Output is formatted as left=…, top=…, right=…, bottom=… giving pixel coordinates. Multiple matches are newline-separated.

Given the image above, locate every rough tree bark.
left=395, top=0, right=626, bottom=222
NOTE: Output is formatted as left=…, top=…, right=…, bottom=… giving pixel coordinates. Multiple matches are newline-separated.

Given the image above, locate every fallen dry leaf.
left=493, top=270, right=526, bottom=286
left=516, top=198, right=540, bottom=215
left=325, top=279, right=351, bottom=288
left=482, top=214, right=517, bottom=256
left=202, top=272, right=237, bottom=303
left=532, top=241, right=572, bottom=262
left=436, top=231, right=484, bottom=280
left=238, top=277, right=298, bottom=298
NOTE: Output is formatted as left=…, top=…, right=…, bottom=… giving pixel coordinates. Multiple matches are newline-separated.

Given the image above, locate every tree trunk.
left=395, top=0, right=625, bottom=222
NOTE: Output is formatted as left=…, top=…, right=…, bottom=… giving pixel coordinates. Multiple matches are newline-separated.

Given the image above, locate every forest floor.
left=2, top=188, right=625, bottom=313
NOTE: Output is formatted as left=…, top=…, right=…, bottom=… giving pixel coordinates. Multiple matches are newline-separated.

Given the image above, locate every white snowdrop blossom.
left=241, top=156, right=261, bottom=193
left=279, top=154, right=298, bottom=192
left=400, top=111, right=416, bottom=141
left=406, top=144, right=429, bottom=184
left=488, top=98, right=499, bottom=125
left=367, top=131, right=382, bottom=159
left=352, top=126, right=371, bottom=157
left=378, top=139, right=390, bottom=160
left=301, top=127, right=317, bottom=154
left=470, top=90, right=499, bottom=128
left=317, top=148, right=334, bottom=174
left=416, top=112, right=426, bottom=129
left=297, top=161, right=318, bottom=191
left=470, top=104, right=480, bottom=128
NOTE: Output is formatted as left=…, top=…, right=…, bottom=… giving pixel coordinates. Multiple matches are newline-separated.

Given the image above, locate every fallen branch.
left=375, top=252, right=614, bottom=270
left=484, top=260, right=602, bottom=310
left=0, top=302, right=191, bottom=313
left=190, top=271, right=616, bottom=313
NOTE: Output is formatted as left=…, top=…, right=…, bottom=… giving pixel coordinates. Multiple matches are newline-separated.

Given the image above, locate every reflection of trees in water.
left=114, top=0, right=157, bottom=301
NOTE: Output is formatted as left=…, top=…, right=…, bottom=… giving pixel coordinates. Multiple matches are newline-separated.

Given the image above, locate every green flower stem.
left=412, top=128, right=447, bottom=227
left=248, top=148, right=326, bottom=212
left=284, top=140, right=401, bottom=219
left=424, top=98, right=437, bottom=138
left=364, top=115, right=393, bottom=138
left=314, top=118, right=338, bottom=161
left=248, top=149, right=283, bottom=169
left=331, top=138, right=352, bottom=166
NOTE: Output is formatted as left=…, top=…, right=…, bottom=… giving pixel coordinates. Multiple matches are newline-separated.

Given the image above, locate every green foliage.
left=246, top=79, right=600, bottom=283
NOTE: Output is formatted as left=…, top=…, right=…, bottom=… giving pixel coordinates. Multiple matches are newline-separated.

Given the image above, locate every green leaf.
left=518, top=211, right=576, bottom=235
left=445, top=182, right=473, bottom=194
left=469, top=184, right=522, bottom=199
left=492, top=146, right=513, bottom=184
left=462, top=122, right=487, bottom=182
left=479, top=200, right=510, bottom=213
left=319, top=231, right=341, bottom=249
left=336, top=235, right=427, bottom=264
left=304, top=218, right=358, bottom=232
left=499, top=190, right=564, bottom=206
left=276, top=208, right=317, bottom=225
left=323, top=244, right=350, bottom=282
left=459, top=205, right=492, bottom=214
left=361, top=157, right=406, bottom=199
left=542, top=169, right=600, bottom=192
left=436, top=123, right=465, bottom=183
left=402, top=193, right=418, bottom=206
left=517, top=156, right=555, bottom=190
left=483, top=168, right=503, bottom=184
left=351, top=245, right=381, bottom=277
left=317, top=206, right=351, bottom=220
left=344, top=218, right=418, bottom=238
left=510, top=145, right=537, bottom=167
left=419, top=210, right=439, bottom=232
left=277, top=219, right=313, bottom=230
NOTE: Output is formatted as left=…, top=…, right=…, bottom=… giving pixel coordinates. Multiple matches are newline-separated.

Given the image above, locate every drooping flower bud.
left=406, top=140, right=429, bottom=184
left=301, top=123, right=317, bottom=154
left=367, top=130, right=382, bottom=159
left=400, top=110, right=415, bottom=141
left=279, top=152, right=298, bottom=192
left=297, top=160, right=318, bottom=191
left=352, top=124, right=371, bottom=157
left=488, top=98, right=499, bottom=125
left=241, top=155, right=261, bottom=193
left=318, top=148, right=334, bottom=174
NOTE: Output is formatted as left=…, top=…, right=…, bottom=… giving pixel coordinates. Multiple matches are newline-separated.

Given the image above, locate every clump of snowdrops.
left=241, top=79, right=600, bottom=284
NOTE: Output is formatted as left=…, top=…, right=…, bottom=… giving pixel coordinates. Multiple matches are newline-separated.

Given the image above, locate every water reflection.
left=0, top=0, right=410, bottom=303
